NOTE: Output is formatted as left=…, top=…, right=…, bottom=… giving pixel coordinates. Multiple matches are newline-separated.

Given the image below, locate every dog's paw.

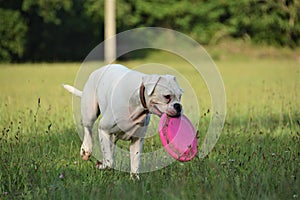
left=95, top=160, right=112, bottom=170
left=80, top=148, right=91, bottom=161
left=96, top=160, right=106, bottom=169
left=130, top=173, right=140, bottom=181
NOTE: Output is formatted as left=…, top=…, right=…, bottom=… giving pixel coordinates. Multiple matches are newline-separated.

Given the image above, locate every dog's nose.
left=173, top=103, right=182, bottom=113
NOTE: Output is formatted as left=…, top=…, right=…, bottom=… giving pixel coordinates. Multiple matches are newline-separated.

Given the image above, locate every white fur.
left=62, top=84, right=82, bottom=97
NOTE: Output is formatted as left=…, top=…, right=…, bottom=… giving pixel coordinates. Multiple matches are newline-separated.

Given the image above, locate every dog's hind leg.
left=80, top=82, right=100, bottom=160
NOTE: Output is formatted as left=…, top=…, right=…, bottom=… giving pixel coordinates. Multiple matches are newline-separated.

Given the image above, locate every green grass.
left=0, top=45, right=299, bottom=199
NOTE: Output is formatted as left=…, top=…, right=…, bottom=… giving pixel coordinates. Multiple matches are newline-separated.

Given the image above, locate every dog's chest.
left=112, top=114, right=150, bottom=140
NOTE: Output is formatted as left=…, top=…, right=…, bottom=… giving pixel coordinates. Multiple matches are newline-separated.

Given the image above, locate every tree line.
left=1, top=0, right=299, bottom=62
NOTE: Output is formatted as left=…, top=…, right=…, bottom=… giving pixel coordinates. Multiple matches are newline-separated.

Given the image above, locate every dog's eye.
left=164, top=95, right=171, bottom=100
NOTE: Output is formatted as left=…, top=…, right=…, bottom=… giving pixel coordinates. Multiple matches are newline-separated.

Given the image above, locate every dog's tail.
left=62, top=84, right=82, bottom=97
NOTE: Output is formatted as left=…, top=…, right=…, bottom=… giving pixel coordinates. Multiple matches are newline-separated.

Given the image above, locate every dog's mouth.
left=152, top=105, right=181, bottom=118
left=152, top=105, right=164, bottom=117
left=166, top=109, right=181, bottom=118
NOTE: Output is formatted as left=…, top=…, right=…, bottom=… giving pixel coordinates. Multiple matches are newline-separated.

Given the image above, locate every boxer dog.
left=63, top=64, right=183, bottom=179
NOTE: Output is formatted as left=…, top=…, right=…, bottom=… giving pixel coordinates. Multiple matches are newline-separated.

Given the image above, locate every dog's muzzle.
left=166, top=102, right=182, bottom=117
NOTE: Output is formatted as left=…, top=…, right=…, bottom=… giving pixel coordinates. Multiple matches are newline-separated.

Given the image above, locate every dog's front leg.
left=97, top=128, right=115, bottom=169
left=130, top=137, right=144, bottom=179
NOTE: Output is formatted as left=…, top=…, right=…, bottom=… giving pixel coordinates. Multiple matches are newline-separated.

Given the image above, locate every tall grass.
left=0, top=47, right=299, bottom=199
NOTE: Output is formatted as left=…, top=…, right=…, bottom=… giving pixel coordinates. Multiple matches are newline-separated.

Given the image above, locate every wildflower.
left=271, top=153, right=276, bottom=156
left=59, top=173, right=65, bottom=179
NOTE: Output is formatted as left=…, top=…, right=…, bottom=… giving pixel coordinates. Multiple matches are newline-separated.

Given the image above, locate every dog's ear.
left=142, top=75, right=161, bottom=96
left=172, top=75, right=184, bottom=94
left=165, top=75, right=184, bottom=95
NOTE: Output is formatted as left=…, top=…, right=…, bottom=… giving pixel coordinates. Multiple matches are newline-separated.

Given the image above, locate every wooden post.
left=104, top=0, right=116, bottom=62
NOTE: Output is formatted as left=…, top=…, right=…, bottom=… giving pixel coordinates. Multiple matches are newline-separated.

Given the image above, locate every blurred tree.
left=22, top=0, right=104, bottom=61
left=0, top=0, right=104, bottom=62
left=0, top=0, right=299, bottom=62
left=0, top=8, right=27, bottom=62
left=21, top=0, right=104, bottom=61
left=228, top=0, right=300, bottom=47
left=115, top=0, right=300, bottom=46
left=114, top=0, right=232, bottom=44
left=22, top=0, right=72, bottom=25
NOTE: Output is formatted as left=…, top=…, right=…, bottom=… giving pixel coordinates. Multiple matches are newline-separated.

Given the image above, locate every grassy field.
left=0, top=44, right=299, bottom=199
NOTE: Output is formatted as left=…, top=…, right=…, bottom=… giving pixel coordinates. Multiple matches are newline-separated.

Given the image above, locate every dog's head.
left=142, top=74, right=183, bottom=117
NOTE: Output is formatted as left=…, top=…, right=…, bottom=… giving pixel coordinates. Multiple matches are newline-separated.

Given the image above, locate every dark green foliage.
left=227, top=0, right=300, bottom=47
left=0, top=0, right=300, bottom=62
left=113, top=0, right=300, bottom=47
left=21, top=0, right=103, bottom=62
left=21, top=0, right=72, bottom=25
left=0, top=0, right=103, bottom=62
left=0, top=8, right=27, bottom=62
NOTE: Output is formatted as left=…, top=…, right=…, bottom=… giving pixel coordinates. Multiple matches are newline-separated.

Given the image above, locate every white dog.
left=63, top=64, right=183, bottom=178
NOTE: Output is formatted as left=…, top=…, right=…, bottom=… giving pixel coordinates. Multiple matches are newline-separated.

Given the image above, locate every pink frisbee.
left=159, top=113, right=198, bottom=162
